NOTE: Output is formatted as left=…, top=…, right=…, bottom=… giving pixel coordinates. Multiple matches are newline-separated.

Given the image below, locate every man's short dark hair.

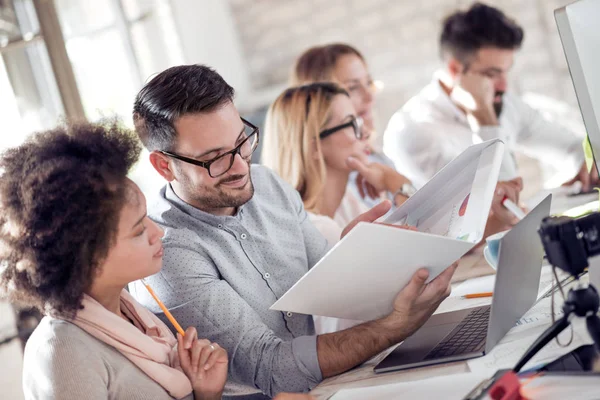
left=133, top=64, right=235, bottom=152
left=0, top=121, right=141, bottom=318
left=440, top=2, right=524, bottom=62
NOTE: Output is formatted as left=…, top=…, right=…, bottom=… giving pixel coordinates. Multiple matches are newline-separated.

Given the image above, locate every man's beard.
left=493, top=91, right=504, bottom=117
left=180, top=169, right=255, bottom=212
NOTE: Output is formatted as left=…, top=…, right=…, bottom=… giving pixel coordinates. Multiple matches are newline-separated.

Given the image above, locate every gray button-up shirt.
left=129, top=165, right=329, bottom=398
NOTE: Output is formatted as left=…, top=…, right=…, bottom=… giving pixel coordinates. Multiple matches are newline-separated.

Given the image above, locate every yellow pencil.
left=464, top=292, right=493, bottom=299
left=141, top=278, right=185, bottom=337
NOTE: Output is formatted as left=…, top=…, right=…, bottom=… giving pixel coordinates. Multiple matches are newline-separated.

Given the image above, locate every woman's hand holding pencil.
left=141, top=278, right=228, bottom=398
left=177, top=326, right=228, bottom=400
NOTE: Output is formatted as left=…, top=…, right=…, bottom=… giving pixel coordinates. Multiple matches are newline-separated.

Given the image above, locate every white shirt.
left=308, top=191, right=368, bottom=334
left=383, top=73, right=583, bottom=188
left=307, top=190, right=369, bottom=249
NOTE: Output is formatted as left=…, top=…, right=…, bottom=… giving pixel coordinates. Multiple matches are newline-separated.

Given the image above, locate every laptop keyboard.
left=424, top=306, right=491, bottom=360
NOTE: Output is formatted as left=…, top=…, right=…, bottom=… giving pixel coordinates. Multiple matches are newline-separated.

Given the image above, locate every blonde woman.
left=292, top=44, right=416, bottom=208
left=262, top=83, right=414, bottom=334
left=262, top=83, right=411, bottom=247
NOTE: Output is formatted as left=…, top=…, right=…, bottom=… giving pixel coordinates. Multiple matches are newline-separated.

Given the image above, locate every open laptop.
left=374, top=194, right=552, bottom=373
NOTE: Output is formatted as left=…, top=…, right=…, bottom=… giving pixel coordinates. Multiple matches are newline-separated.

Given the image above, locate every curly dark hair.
left=440, top=2, right=524, bottom=63
left=0, top=121, right=141, bottom=318
left=133, top=64, right=235, bottom=152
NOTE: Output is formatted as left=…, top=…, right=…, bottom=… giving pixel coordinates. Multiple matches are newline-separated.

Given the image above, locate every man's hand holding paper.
left=272, top=139, right=505, bottom=322
left=315, top=264, right=457, bottom=378
left=381, top=264, right=457, bottom=339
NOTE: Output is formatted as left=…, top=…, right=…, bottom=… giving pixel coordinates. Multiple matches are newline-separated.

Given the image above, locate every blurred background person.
left=383, top=2, right=596, bottom=191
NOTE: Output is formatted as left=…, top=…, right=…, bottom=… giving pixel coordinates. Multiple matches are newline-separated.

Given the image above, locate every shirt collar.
left=164, top=183, right=245, bottom=226
left=427, top=70, right=469, bottom=125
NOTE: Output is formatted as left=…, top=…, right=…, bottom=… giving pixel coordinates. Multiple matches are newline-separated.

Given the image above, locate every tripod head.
left=512, top=212, right=600, bottom=372
left=538, top=213, right=600, bottom=277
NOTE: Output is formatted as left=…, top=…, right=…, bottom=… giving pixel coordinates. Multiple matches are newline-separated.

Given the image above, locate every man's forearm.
left=316, top=314, right=412, bottom=378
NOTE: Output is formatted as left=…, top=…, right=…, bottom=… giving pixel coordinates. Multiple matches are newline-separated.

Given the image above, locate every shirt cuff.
left=475, top=124, right=503, bottom=141
left=291, top=335, right=323, bottom=383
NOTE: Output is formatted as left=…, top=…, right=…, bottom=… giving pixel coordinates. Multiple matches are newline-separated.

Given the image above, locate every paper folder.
left=271, top=139, right=505, bottom=321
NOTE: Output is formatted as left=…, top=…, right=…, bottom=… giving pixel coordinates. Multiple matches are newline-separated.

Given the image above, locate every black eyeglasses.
left=160, top=117, right=259, bottom=178
left=319, top=116, right=365, bottom=140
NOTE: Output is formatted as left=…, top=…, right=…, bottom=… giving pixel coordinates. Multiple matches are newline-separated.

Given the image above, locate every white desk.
left=311, top=273, right=595, bottom=399
left=310, top=191, right=599, bottom=400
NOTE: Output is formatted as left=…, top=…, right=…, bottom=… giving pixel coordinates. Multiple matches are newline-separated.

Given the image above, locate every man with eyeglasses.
left=130, top=64, right=456, bottom=399
left=384, top=3, right=595, bottom=191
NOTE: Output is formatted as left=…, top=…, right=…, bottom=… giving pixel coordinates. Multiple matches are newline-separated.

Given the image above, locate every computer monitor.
left=555, top=0, right=600, bottom=172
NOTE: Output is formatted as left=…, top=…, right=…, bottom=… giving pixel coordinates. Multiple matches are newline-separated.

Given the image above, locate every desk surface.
left=310, top=191, right=598, bottom=400
left=311, top=272, right=595, bottom=400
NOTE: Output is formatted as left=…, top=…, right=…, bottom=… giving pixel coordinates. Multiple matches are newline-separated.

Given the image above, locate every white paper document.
left=271, top=140, right=505, bottom=321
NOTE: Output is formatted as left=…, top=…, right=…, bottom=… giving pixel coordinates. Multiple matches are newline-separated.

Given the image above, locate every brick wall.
left=228, top=0, right=581, bottom=131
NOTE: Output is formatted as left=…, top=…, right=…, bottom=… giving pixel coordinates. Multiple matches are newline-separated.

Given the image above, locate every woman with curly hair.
left=0, top=122, right=312, bottom=400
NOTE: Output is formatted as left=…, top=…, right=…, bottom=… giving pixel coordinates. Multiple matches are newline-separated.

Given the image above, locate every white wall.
left=224, top=0, right=584, bottom=133
left=170, top=0, right=252, bottom=108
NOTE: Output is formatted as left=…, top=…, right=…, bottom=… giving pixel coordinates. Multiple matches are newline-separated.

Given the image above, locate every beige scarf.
left=70, top=290, right=193, bottom=399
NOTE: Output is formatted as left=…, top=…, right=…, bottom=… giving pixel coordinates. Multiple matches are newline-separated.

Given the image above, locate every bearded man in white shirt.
left=384, top=2, right=597, bottom=191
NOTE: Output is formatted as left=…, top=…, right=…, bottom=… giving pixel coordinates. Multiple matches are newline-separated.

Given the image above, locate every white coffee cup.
left=484, top=230, right=510, bottom=269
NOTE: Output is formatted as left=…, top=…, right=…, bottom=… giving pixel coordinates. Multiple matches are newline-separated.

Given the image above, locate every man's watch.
left=394, top=183, right=417, bottom=199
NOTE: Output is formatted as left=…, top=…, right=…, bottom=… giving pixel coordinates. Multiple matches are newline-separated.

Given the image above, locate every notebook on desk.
left=271, top=139, right=504, bottom=321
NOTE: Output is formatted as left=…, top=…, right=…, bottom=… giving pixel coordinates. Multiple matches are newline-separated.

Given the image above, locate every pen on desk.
left=141, top=278, right=186, bottom=337
left=464, top=292, right=493, bottom=299
left=502, top=196, right=526, bottom=221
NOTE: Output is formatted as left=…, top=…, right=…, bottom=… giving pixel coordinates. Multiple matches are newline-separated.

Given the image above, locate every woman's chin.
left=142, top=261, right=163, bottom=280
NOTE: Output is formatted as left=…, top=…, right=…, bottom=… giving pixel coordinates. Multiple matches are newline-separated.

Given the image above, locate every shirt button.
left=241, top=233, right=247, bottom=240
left=264, top=272, right=271, bottom=279
left=286, top=312, right=293, bottom=318
left=218, top=224, right=223, bottom=228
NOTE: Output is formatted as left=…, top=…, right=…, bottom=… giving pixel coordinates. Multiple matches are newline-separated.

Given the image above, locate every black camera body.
left=538, top=213, right=600, bottom=277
